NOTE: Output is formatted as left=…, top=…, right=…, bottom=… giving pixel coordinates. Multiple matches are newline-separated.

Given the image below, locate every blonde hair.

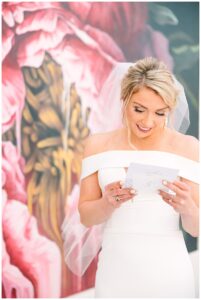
left=121, top=57, right=179, bottom=119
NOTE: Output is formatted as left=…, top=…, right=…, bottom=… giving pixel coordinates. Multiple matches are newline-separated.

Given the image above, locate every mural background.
left=2, top=2, right=199, bottom=298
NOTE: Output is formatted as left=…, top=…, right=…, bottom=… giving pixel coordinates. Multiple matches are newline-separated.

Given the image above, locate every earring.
left=164, top=117, right=168, bottom=128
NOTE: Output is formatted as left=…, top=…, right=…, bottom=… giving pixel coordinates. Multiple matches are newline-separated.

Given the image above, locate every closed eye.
left=156, top=112, right=165, bottom=116
left=134, top=107, right=145, bottom=113
left=134, top=106, right=167, bottom=116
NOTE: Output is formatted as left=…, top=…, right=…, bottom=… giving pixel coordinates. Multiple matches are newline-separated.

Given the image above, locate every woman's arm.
left=79, top=175, right=136, bottom=227
left=180, top=180, right=199, bottom=237
left=180, top=136, right=199, bottom=237
left=159, top=135, right=199, bottom=237
left=78, top=135, right=135, bottom=227
left=79, top=175, right=118, bottom=227
left=160, top=179, right=199, bottom=237
left=78, top=135, right=114, bottom=227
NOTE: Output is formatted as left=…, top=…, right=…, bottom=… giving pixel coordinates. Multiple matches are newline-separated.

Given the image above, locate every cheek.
left=156, top=116, right=166, bottom=126
left=126, top=109, right=139, bottom=122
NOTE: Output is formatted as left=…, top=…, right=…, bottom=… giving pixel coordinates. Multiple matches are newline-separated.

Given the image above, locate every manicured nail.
left=120, top=181, right=124, bottom=186
left=130, top=189, right=136, bottom=194
left=163, top=180, right=168, bottom=186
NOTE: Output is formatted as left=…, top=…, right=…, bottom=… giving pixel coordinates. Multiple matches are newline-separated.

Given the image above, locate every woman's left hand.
left=159, top=180, right=197, bottom=215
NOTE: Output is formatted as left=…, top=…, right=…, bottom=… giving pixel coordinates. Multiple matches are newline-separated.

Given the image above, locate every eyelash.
left=134, top=107, right=165, bottom=116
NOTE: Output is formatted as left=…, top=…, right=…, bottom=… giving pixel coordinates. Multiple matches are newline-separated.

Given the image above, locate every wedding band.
left=170, top=193, right=176, bottom=201
left=115, top=196, right=120, bottom=202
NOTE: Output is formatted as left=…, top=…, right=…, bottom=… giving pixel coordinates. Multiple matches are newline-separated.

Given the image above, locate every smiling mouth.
left=137, top=124, right=152, bottom=133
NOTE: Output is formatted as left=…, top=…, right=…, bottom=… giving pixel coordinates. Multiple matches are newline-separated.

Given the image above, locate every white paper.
left=123, top=163, right=179, bottom=194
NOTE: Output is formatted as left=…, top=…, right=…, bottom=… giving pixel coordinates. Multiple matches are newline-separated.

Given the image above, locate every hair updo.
left=121, top=57, right=179, bottom=113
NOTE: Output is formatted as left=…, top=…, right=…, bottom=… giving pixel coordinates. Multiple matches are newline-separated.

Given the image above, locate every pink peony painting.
left=2, top=2, right=198, bottom=298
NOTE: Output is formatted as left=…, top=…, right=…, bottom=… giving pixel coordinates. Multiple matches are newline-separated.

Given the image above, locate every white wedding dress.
left=81, top=150, right=199, bottom=298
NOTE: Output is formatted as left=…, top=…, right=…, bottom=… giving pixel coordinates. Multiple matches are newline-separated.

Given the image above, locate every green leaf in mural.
left=149, top=3, right=179, bottom=26
left=169, top=32, right=193, bottom=45
left=171, top=44, right=199, bottom=72
left=175, top=74, right=198, bottom=111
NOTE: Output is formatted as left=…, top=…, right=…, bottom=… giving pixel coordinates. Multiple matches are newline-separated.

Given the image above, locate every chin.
left=138, top=133, right=152, bottom=139
left=135, top=124, right=153, bottom=137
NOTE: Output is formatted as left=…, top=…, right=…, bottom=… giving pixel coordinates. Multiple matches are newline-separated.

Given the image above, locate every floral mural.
left=2, top=2, right=199, bottom=298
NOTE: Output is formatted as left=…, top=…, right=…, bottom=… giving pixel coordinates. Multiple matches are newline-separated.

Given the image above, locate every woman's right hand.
left=103, top=181, right=137, bottom=208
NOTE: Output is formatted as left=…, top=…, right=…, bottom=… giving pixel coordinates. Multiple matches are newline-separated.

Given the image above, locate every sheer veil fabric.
left=61, top=62, right=191, bottom=276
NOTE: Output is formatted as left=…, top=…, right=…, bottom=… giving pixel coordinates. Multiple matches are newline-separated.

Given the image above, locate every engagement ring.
left=115, top=196, right=120, bottom=202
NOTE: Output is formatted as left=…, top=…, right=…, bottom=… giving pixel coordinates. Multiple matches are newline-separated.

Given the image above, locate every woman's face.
left=125, top=86, right=170, bottom=139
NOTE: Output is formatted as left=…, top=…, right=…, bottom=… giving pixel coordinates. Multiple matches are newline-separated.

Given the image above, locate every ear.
left=121, top=101, right=126, bottom=126
left=168, top=110, right=174, bottom=129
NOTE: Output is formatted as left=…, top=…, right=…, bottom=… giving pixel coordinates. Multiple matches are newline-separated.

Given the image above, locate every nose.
left=141, top=113, right=154, bottom=127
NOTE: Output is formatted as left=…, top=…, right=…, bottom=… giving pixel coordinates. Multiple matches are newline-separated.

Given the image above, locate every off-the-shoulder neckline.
left=83, top=150, right=198, bottom=164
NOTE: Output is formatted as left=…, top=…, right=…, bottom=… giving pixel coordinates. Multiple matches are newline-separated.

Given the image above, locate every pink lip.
left=137, top=124, right=152, bottom=133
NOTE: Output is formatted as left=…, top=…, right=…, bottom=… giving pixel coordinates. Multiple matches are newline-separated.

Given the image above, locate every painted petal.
left=138, top=25, right=174, bottom=70
left=15, top=9, right=59, bottom=34
left=16, top=19, right=72, bottom=66
left=85, top=25, right=125, bottom=61
left=2, top=22, right=15, bottom=60
left=3, top=200, right=61, bottom=297
left=2, top=142, right=27, bottom=204
left=2, top=238, right=34, bottom=298
left=2, top=56, right=25, bottom=133
left=2, top=2, right=62, bottom=26
left=68, top=2, right=91, bottom=22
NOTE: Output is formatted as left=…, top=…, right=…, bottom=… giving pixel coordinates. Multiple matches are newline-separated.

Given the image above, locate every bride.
left=66, top=57, right=199, bottom=297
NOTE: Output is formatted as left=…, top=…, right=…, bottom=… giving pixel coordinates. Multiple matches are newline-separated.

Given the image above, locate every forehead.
left=130, top=86, right=166, bottom=109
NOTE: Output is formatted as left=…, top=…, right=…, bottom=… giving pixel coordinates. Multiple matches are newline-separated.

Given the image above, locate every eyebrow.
left=132, top=101, right=169, bottom=111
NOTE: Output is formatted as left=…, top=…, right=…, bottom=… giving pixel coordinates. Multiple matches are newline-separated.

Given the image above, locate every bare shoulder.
left=82, top=130, right=118, bottom=158
left=171, top=131, right=199, bottom=162
left=183, top=134, right=199, bottom=161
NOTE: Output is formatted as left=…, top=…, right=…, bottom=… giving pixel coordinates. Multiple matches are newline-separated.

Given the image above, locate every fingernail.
left=130, top=189, right=136, bottom=194
left=163, top=180, right=168, bottom=186
left=120, top=181, right=124, bottom=186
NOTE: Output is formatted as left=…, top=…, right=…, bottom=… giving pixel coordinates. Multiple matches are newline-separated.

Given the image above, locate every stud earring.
left=164, top=117, right=168, bottom=128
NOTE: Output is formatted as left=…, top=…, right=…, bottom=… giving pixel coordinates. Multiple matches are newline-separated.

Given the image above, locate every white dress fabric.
left=81, top=151, right=199, bottom=298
